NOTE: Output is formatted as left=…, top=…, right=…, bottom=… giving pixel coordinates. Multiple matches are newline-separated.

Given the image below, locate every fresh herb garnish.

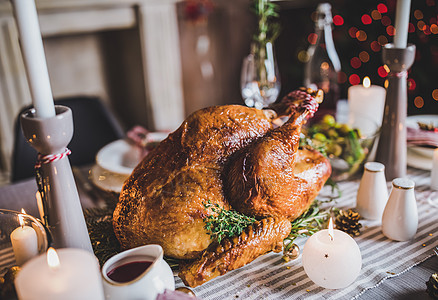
left=283, top=202, right=330, bottom=252
left=203, top=201, right=256, bottom=243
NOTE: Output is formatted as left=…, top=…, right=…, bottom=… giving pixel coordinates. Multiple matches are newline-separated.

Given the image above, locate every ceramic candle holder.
left=375, top=43, right=416, bottom=180
left=20, top=106, right=93, bottom=252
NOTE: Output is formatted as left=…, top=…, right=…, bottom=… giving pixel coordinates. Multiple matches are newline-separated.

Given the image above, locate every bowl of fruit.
left=301, top=114, right=380, bottom=181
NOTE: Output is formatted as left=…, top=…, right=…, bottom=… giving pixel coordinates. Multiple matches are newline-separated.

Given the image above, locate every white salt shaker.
left=382, top=178, right=418, bottom=241
left=356, top=162, right=388, bottom=220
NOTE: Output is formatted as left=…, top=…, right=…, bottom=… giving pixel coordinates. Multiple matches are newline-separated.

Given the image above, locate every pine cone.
left=334, top=209, right=362, bottom=236
left=427, top=273, right=438, bottom=299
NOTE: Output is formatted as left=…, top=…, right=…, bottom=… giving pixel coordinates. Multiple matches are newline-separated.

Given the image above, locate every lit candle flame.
left=363, top=76, right=371, bottom=88
left=47, top=247, right=60, bottom=270
left=19, top=209, right=26, bottom=228
left=328, top=217, right=334, bottom=241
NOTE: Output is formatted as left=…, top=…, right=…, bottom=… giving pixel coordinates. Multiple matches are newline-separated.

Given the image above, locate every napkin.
left=407, top=126, right=438, bottom=148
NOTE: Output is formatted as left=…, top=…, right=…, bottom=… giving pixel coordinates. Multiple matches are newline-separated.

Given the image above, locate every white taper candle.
left=394, top=0, right=411, bottom=48
left=11, top=0, right=55, bottom=118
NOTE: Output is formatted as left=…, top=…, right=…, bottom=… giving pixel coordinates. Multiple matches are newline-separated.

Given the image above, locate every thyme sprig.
left=203, top=201, right=256, bottom=243
left=283, top=202, right=330, bottom=251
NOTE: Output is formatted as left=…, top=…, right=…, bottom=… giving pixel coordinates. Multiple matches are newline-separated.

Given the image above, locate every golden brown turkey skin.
left=113, top=90, right=331, bottom=261
left=178, top=217, right=292, bottom=287
left=113, top=105, right=274, bottom=259
left=225, top=113, right=331, bottom=220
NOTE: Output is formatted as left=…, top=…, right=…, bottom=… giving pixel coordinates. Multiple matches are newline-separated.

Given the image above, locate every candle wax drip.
left=107, top=261, right=153, bottom=283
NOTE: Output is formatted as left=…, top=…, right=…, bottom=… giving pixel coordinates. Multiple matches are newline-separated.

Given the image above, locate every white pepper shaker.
left=382, top=178, right=418, bottom=241
left=356, top=162, right=388, bottom=220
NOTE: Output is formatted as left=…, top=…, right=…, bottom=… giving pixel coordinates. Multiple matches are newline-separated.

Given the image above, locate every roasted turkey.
left=113, top=89, right=331, bottom=262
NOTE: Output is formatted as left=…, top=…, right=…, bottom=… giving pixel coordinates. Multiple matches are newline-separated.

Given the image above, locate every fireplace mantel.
left=0, top=0, right=184, bottom=178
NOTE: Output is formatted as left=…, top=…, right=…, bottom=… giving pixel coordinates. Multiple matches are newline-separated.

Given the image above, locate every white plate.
left=406, top=115, right=438, bottom=158
left=90, top=164, right=129, bottom=193
left=92, top=133, right=168, bottom=192
left=407, top=147, right=432, bottom=171
left=96, top=139, right=141, bottom=175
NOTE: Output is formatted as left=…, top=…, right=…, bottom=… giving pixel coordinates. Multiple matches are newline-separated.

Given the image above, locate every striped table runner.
left=0, top=247, right=15, bottom=275
left=175, top=168, right=438, bottom=299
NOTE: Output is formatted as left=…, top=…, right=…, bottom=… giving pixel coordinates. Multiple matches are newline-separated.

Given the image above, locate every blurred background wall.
left=0, top=0, right=436, bottom=183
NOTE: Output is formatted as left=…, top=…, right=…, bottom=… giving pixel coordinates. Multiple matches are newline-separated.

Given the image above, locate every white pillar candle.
left=394, top=0, right=411, bottom=48
left=348, top=77, right=386, bottom=128
left=431, top=148, right=438, bottom=190
left=11, top=0, right=55, bottom=118
left=302, top=218, right=362, bottom=289
left=15, top=248, right=105, bottom=300
left=10, top=210, right=39, bottom=266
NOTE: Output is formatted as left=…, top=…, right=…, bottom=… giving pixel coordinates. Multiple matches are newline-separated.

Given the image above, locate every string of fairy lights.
left=296, top=0, right=437, bottom=113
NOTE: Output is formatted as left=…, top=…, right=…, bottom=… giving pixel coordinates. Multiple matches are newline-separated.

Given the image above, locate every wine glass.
left=241, top=41, right=281, bottom=109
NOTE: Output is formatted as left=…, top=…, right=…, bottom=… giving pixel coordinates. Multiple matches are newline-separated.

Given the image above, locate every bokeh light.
left=349, top=27, right=358, bottom=38
left=350, top=57, right=361, bottom=69
left=371, top=41, right=381, bottom=52
left=371, top=10, right=382, bottom=20
left=338, top=71, right=348, bottom=84
left=361, top=14, right=372, bottom=25
left=298, top=0, right=436, bottom=114
left=378, top=66, right=388, bottom=77
left=356, top=30, right=367, bottom=41
left=381, top=16, right=391, bottom=26
left=417, top=20, right=426, bottom=31
left=297, top=50, right=309, bottom=63
left=408, top=78, right=417, bottom=91
left=308, top=33, right=318, bottom=44
left=414, top=96, right=424, bottom=108
left=386, top=25, right=396, bottom=36
left=414, top=10, right=424, bottom=19
left=423, top=25, right=431, bottom=35
left=349, top=74, right=361, bottom=85
left=333, top=15, right=344, bottom=26
left=432, top=89, right=438, bottom=101
left=377, top=3, right=388, bottom=13
left=359, top=51, right=370, bottom=63
left=377, top=35, right=388, bottom=45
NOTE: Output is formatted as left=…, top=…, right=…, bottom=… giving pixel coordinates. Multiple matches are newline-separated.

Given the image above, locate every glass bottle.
left=304, top=3, right=341, bottom=119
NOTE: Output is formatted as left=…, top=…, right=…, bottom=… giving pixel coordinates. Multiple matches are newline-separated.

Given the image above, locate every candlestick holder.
left=375, top=43, right=415, bottom=180
left=20, top=105, right=93, bottom=252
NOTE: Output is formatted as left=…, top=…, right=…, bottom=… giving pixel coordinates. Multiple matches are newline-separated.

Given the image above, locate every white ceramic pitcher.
left=102, top=244, right=175, bottom=299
